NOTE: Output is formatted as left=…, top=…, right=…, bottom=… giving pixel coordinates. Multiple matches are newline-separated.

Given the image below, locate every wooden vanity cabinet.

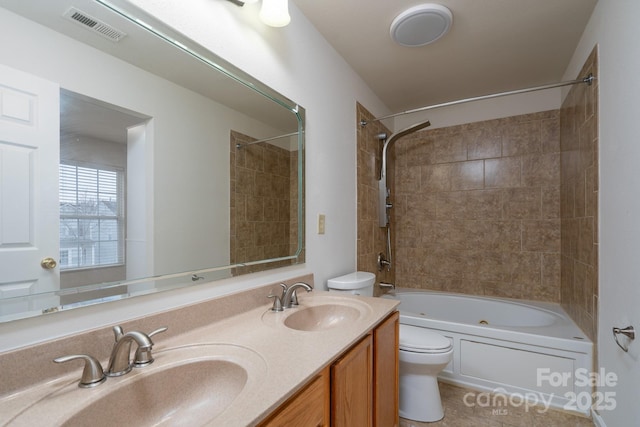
left=259, top=367, right=330, bottom=427
left=260, top=311, right=399, bottom=427
left=331, top=311, right=399, bottom=427
left=331, top=333, right=373, bottom=426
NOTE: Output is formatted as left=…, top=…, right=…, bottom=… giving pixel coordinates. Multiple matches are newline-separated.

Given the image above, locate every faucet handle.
left=289, top=289, right=300, bottom=306
left=267, top=294, right=284, bottom=312
left=133, top=326, right=168, bottom=368
left=112, top=325, right=125, bottom=342
left=279, top=283, right=288, bottom=299
left=54, top=354, right=106, bottom=388
left=147, top=326, right=168, bottom=338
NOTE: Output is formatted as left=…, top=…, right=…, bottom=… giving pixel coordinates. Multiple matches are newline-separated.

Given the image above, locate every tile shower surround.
left=357, top=107, right=563, bottom=302
left=357, top=46, right=598, bottom=343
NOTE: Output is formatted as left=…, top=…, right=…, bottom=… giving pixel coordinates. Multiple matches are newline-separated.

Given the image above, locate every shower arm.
left=378, top=120, right=432, bottom=228
left=380, top=120, right=432, bottom=186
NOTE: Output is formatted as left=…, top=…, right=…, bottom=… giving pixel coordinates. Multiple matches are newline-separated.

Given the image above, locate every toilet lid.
left=399, top=324, right=452, bottom=353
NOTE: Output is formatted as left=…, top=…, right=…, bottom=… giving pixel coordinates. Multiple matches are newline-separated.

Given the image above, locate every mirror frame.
left=0, top=0, right=305, bottom=321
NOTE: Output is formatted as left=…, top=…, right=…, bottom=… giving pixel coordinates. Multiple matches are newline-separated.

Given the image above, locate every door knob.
left=40, top=257, right=57, bottom=269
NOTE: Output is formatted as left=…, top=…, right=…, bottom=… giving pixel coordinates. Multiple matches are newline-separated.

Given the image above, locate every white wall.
left=562, top=1, right=640, bottom=425
left=0, top=1, right=389, bottom=351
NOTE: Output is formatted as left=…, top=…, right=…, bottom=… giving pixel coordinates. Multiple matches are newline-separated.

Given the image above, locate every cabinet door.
left=260, top=367, right=330, bottom=427
left=331, top=334, right=373, bottom=427
left=374, top=311, right=399, bottom=427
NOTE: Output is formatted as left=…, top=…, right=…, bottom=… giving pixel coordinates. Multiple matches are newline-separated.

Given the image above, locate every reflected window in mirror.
left=58, top=91, right=149, bottom=305
left=59, top=163, right=125, bottom=270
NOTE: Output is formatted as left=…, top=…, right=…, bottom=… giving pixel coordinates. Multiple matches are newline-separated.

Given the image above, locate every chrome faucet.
left=267, top=282, right=313, bottom=311
left=282, top=282, right=312, bottom=308
left=105, top=326, right=154, bottom=377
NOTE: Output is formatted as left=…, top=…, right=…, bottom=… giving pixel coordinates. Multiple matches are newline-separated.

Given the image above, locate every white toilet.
left=326, top=271, right=376, bottom=296
left=327, top=272, right=453, bottom=422
left=399, top=324, right=454, bottom=422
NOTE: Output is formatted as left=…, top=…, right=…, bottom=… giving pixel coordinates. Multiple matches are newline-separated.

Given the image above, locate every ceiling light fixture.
left=225, top=0, right=290, bottom=28
left=259, top=0, right=290, bottom=27
left=390, top=3, right=453, bottom=47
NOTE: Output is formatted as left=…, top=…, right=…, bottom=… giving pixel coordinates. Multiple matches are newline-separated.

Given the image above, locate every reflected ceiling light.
left=225, top=0, right=290, bottom=28
left=259, top=0, right=291, bottom=27
left=390, top=3, right=453, bottom=47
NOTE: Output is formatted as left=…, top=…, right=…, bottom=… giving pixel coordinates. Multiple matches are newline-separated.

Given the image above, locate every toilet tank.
left=327, top=271, right=376, bottom=296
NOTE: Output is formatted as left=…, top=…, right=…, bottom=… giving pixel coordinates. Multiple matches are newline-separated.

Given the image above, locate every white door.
left=0, top=64, right=60, bottom=317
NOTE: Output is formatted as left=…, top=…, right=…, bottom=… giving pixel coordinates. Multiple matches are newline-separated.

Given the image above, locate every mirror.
left=0, top=0, right=305, bottom=321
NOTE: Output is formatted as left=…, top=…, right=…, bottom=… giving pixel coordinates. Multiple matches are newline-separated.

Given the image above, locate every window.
left=59, top=163, right=125, bottom=270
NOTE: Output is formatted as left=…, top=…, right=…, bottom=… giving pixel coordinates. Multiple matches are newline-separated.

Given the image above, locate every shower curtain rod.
left=236, top=131, right=299, bottom=149
left=360, top=74, right=594, bottom=126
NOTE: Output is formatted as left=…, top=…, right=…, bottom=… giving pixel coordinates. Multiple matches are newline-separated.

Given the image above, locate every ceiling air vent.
left=63, top=7, right=126, bottom=42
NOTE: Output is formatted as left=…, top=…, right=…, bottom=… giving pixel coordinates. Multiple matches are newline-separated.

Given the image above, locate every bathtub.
left=384, top=289, right=593, bottom=415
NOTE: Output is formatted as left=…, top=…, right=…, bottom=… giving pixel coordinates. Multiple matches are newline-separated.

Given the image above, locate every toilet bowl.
left=399, top=324, right=453, bottom=422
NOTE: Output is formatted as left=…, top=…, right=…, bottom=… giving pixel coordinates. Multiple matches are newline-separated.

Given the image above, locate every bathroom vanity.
left=261, top=310, right=399, bottom=426
left=0, top=276, right=399, bottom=426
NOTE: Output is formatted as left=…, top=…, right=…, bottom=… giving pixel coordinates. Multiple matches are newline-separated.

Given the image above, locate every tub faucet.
left=282, top=282, right=312, bottom=308
left=379, top=282, right=396, bottom=290
left=105, top=326, right=154, bottom=377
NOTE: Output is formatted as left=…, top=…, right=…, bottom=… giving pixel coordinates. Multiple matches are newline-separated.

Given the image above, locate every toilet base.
left=399, top=372, right=444, bottom=422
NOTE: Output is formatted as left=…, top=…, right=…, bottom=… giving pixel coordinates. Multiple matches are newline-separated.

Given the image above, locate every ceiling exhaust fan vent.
left=63, top=7, right=126, bottom=42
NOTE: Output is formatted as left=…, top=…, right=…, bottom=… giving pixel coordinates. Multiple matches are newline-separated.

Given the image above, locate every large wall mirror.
left=0, top=0, right=305, bottom=322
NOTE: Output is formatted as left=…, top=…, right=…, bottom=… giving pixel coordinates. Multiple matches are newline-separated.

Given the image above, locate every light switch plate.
left=318, top=214, right=326, bottom=234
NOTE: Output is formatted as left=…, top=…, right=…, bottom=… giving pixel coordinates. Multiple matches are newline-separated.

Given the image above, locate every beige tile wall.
left=230, top=131, right=299, bottom=274
left=560, top=47, right=599, bottom=342
left=388, top=111, right=562, bottom=301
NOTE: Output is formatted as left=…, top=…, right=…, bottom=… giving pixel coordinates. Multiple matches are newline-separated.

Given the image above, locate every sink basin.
left=261, top=294, right=374, bottom=332
left=63, top=359, right=246, bottom=426
left=284, top=304, right=361, bottom=331
left=6, top=344, right=266, bottom=427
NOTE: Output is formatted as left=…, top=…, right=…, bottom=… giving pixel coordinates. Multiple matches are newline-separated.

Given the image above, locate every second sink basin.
left=284, top=304, right=361, bottom=331
left=262, top=293, right=374, bottom=332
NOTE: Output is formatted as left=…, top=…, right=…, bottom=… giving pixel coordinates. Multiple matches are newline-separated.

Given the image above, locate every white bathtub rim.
left=387, top=287, right=571, bottom=317
left=384, top=288, right=592, bottom=354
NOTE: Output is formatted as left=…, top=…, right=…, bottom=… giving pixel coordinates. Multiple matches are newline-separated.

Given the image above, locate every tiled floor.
left=399, top=382, right=594, bottom=427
